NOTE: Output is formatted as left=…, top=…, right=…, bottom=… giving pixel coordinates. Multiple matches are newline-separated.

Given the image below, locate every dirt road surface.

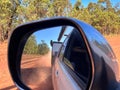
left=21, top=53, right=53, bottom=90
left=0, top=41, right=17, bottom=90
left=105, top=35, right=120, bottom=61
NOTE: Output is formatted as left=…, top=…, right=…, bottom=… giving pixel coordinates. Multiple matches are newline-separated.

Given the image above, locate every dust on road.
left=21, top=52, right=53, bottom=90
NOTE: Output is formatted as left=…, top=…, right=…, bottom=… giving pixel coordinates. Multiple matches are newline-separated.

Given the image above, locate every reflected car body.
left=51, top=20, right=120, bottom=90
left=8, top=17, right=120, bottom=90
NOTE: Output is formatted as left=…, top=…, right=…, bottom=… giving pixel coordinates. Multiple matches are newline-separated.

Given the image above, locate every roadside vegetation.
left=24, top=35, right=50, bottom=55
left=0, top=0, right=120, bottom=42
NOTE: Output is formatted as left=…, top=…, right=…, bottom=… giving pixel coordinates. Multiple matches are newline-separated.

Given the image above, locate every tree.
left=0, top=0, right=120, bottom=42
left=52, top=0, right=72, bottom=16
left=0, top=0, right=12, bottom=41
left=70, top=0, right=83, bottom=19
left=24, top=35, right=38, bottom=54
left=0, top=0, right=22, bottom=41
left=38, top=40, right=49, bottom=55
left=21, top=0, right=51, bottom=21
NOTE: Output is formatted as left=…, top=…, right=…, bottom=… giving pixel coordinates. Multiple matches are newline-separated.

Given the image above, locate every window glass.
left=59, top=38, right=68, bottom=60
left=58, top=26, right=73, bottom=60
left=63, top=29, right=91, bottom=84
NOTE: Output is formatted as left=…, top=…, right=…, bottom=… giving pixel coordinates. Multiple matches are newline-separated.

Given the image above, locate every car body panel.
left=52, top=57, right=81, bottom=90
left=74, top=20, right=120, bottom=89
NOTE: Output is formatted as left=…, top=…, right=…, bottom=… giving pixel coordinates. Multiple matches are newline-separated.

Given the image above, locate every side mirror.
left=51, top=41, right=62, bottom=65
left=8, top=17, right=119, bottom=90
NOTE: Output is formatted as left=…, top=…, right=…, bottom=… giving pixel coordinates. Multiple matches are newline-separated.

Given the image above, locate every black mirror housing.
left=8, top=17, right=120, bottom=90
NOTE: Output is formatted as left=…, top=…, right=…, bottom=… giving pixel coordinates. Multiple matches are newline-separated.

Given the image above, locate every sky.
left=71, top=0, right=120, bottom=7
left=32, top=26, right=73, bottom=49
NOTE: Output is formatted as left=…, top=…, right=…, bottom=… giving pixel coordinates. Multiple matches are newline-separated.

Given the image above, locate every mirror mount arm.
left=58, top=26, right=67, bottom=41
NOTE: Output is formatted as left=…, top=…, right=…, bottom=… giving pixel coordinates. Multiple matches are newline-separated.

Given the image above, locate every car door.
left=52, top=35, right=74, bottom=90
left=53, top=29, right=92, bottom=90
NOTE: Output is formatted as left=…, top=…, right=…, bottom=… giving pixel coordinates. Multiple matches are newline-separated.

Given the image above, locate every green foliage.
left=0, top=0, right=120, bottom=42
left=38, top=40, right=50, bottom=55
left=24, top=35, right=49, bottom=55
left=24, top=35, right=38, bottom=54
left=0, top=0, right=21, bottom=41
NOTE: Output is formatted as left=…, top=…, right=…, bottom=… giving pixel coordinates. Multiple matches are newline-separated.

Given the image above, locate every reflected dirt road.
left=21, top=52, right=53, bottom=90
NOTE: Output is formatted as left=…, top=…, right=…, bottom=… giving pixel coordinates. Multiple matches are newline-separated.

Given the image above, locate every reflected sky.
left=32, top=26, right=74, bottom=48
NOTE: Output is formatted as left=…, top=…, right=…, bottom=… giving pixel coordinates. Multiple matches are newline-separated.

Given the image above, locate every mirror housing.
left=8, top=17, right=120, bottom=90
left=8, top=17, right=94, bottom=89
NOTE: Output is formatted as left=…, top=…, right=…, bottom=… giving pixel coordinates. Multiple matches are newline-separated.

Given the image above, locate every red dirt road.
left=21, top=53, right=53, bottom=90
left=105, top=35, right=120, bottom=61
left=0, top=41, right=17, bottom=90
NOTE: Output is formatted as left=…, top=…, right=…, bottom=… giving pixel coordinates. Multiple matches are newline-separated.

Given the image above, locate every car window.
left=63, top=29, right=91, bottom=84
left=58, top=26, right=73, bottom=60
left=58, top=37, right=69, bottom=60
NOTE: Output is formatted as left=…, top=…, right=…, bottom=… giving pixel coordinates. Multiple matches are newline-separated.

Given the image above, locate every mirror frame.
left=8, top=17, right=94, bottom=89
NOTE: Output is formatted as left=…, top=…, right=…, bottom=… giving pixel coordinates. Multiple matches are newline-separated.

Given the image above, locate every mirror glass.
left=21, top=26, right=74, bottom=89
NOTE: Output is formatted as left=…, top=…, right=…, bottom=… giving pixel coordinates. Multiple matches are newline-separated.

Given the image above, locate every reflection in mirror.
left=21, top=26, right=73, bottom=90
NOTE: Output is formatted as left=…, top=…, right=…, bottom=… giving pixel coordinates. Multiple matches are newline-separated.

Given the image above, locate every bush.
left=37, top=40, right=50, bottom=55
left=24, top=36, right=49, bottom=55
